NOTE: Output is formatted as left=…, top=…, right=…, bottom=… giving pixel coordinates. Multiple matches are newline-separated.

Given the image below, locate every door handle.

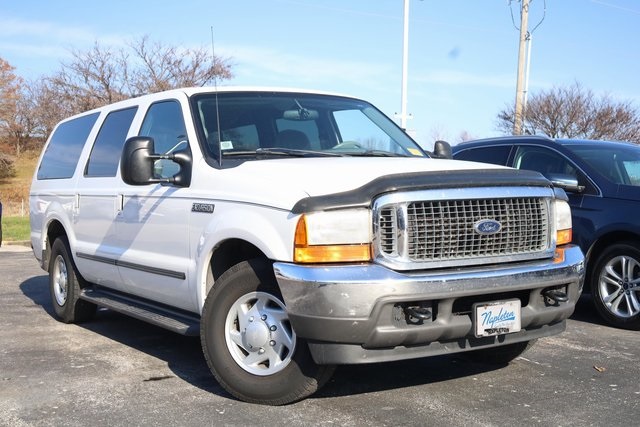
left=116, top=194, right=124, bottom=213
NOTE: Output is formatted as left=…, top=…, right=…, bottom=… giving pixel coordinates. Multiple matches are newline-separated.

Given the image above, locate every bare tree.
left=457, top=130, right=475, bottom=143
left=496, top=82, right=640, bottom=143
left=0, top=57, right=24, bottom=156
left=33, top=35, right=233, bottom=140
left=25, top=80, right=68, bottom=141
left=429, top=124, right=451, bottom=144
left=128, top=36, right=232, bottom=95
left=47, top=42, right=131, bottom=113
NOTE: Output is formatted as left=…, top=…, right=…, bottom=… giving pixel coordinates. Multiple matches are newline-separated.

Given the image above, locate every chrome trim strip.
left=76, top=252, right=186, bottom=280
left=374, top=186, right=554, bottom=205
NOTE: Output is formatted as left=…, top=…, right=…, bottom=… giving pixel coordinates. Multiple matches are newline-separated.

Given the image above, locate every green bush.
left=0, top=153, right=16, bottom=179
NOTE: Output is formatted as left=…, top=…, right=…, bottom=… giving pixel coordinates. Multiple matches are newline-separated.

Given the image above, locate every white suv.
left=30, top=87, right=584, bottom=405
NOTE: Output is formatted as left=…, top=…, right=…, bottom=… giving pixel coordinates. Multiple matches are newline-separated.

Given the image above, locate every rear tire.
left=462, top=340, right=536, bottom=365
left=200, top=259, right=335, bottom=405
left=591, top=242, right=640, bottom=330
left=49, top=236, right=96, bottom=323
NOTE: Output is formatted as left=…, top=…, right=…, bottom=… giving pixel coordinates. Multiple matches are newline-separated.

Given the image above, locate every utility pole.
left=513, top=0, right=530, bottom=135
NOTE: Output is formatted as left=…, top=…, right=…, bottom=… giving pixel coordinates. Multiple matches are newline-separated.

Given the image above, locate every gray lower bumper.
left=274, top=245, right=584, bottom=365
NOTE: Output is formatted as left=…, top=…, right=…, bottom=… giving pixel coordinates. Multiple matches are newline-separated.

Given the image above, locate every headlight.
left=293, top=209, right=372, bottom=263
left=554, top=199, right=572, bottom=246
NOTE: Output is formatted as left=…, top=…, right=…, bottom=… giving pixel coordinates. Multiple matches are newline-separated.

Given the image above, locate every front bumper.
left=274, top=245, right=584, bottom=365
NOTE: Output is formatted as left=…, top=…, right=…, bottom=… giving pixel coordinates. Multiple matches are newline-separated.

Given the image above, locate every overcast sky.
left=2, top=0, right=638, bottom=149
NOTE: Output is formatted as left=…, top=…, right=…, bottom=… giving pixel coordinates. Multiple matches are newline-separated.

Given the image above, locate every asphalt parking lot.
left=1, top=246, right=639, bottom=427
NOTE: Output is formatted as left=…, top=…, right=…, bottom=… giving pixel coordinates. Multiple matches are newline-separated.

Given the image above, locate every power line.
left=509, top=0, right=546, bottom=34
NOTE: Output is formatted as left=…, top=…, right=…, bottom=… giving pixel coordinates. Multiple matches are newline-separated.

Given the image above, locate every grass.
left=2, top=216, right=30, bottom=242
left=1, top=150, right=39, bottom=243
left=1, top=151, right=39, bottom=242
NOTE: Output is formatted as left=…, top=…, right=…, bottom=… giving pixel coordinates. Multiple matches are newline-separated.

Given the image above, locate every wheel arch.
left=197, top=238, right=274, bottom=312
left=210, top=238, right=269, bottom=282
left=41, top=218, right=70, bottom=273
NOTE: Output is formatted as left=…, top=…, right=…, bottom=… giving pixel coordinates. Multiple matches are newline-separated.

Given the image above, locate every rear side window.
left=37, top=112, right=100, bottom=180
left=85, top=107, right=138, bottom=177
left=454, top=146, right=512, bottom=166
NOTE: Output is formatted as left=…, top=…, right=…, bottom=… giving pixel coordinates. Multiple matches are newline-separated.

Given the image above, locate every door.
left=73, top=107, right=138, bottom=289
left=116, top=98, right=195, bottom=311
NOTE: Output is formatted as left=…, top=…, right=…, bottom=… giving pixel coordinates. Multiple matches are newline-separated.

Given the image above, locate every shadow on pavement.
left=19, top=275, right=230, bottom=399
left=18, top=274, right=600, bottom=403
left=569, top=293, right=609, bottom=327
left=316, top=354, right=506, bottom=400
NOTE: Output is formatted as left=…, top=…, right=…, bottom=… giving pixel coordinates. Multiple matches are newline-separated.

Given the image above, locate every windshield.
left=190, top=92, right=426, bottom=163
left=566, top=143, right=640, bottom=186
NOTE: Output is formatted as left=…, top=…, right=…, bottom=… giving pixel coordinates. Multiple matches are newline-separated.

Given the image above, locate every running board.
left=80, top=287, right=200, bottom=336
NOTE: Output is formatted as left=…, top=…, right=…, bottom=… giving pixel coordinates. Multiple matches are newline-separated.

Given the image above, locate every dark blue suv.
left=453, top=136, right=640, bottom=330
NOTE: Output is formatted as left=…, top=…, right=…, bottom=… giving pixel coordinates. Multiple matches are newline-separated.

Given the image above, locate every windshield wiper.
left=221, top=147, right=406, bottom=158
left=345, top=150, right=409, bottom=157
left=222, top=148, right=345, bottom=158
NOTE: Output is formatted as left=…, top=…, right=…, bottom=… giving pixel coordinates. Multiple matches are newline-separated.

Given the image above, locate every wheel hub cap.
left=224, top=291, right=296, bottom=376
left=244, top=318, right=270, bottom=350
left=53, top=255, right=68, bottom=306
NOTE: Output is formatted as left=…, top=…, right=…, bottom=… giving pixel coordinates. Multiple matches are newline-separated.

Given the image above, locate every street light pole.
left=400, top=0, right=410, bottom=130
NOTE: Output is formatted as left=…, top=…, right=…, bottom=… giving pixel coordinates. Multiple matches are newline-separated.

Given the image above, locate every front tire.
left=200, top=259, right=335, bottom=405
left=591, top=242, right=640, bottom=330
left=49, top=236, right=96, bottom=323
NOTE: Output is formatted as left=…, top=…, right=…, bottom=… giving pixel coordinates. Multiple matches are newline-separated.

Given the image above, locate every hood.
left=203, top=157, right=507, bottom=210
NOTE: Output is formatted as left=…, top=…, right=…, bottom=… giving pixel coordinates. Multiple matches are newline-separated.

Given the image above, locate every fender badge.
left=192, top=203, right=215, bottom=213
left=474, top=219, right=502, bottom=235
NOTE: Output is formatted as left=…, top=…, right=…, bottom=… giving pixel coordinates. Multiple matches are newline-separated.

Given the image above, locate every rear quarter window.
left=37, top=112, right=100, bottom=180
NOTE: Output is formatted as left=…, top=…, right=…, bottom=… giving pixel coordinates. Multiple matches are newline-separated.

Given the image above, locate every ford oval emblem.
left=474, top=219, right=502, bottom=235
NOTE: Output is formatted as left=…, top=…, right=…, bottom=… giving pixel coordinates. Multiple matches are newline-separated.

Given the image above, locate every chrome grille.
left=374, top=188, right=553, bottom=270
left=379, top=207, right=398, bottom=256
left=405, top=198, right=548, bottom=260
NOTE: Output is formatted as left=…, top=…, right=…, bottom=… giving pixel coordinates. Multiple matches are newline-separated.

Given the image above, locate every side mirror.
left=432, top=140, right=453, bottom=159
left=121, top=136, right=192, bottom=187
left=546, top=173, right=585, bottom=193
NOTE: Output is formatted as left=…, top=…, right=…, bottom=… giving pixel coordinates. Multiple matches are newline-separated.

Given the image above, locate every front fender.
left=192, top=203, right=297, bottom=311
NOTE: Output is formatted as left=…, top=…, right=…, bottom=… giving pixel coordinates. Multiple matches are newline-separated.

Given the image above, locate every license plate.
left=473, top=299, right=521, bottom=337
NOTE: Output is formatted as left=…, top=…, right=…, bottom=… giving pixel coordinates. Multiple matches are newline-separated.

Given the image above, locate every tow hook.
left=404, top=306, right=432, bottom=320
left=543, top=288, right=569, bottom=305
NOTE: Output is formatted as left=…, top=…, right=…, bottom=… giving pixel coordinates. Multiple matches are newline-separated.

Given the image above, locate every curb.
left=3, top=240, right=31, bottom=247
left=0, top=241, right=32, bottom=252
